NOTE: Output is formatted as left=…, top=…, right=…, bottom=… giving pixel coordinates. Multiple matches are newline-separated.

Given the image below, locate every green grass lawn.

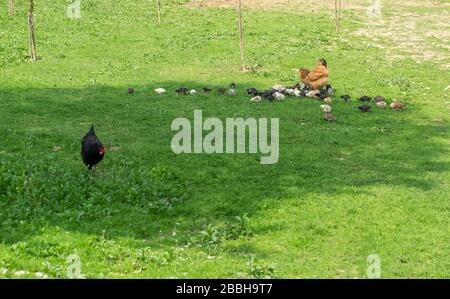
left=0, top=0, right=449, bottom=278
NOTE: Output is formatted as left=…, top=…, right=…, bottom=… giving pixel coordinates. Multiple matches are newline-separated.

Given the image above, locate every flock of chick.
left=81, top=84, right=407, bottom=171
left=149, top=83, right=239, bottom=97
left=144, top=82, right=406, bottom=123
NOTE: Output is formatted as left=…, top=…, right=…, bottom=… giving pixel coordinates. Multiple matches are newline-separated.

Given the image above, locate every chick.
left=390, top=100, right=406, bottom=111
left=285, top=88, right=295, bottom=96
left=376, top=101, right=387, bottom=108
left=128, top=87, right=135, bottom=94
left=319, top=89, right=329, bottom=100
left=217, top=88, right=227, bottom=95
left=324, top=97, right=333, bottom=105
left=272, top=85, right=286, bottom=93
left=293, top=89, right=302, bottom=97
left=260, top=90, right=275, bottom=102
left=358, top=104, right=371, bottom=112
left=228, top=89, right=237, bottom=96
left=326, top=84, right=334, bottom=96
left=341, top=95, right=350, bottom=102
left=359, top=96, right=372, bottom=102
left=190, top=89, right=197, bottom=96
left=306, top=90, right=320, bottom=98
left=247, top=88, right=258, bottom=97
left=154, top=88, right=166, bottom=95
left=323, top=112, right=336, bottom=122
left=274, top=92, right=285, bottom=101
left=320, top=104, right=332, bottom=113
left=176, top=87, right=189, bottom=96
left=250, top=96, right=262, bottom=102
left=202, top=87, right=212, bottom=93
left=374, top=96, right=385, bottom=102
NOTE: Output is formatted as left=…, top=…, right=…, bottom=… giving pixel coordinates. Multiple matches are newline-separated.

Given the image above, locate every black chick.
left=358, top=105, right=371, bottom=112
left=229, top=82, right=236, bottom=89
left=247, top=88, right=259, bottom=97
left=341, top=95, right=350, bottom=102
left=127, top=87, right=135, bottom=94
left=326, top=84, right=334, bottom=95
left=260, top=90, right=275, bottom=102
left=289, top=83, right=301, bottom=89
left=319, top=88, right=329, bottom=100
left=359, top=96, right=372, bottom=102
left=176, top=87, right=189, bottom=96
left=202, top=87, right=212, bottom=93
left=81, top=125, right=106, bottom=171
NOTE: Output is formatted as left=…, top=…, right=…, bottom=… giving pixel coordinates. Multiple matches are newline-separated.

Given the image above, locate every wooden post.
left=335, top=0, right=342, bottom=34
left=28, top=0, right=37, bottom=61
left=338, top=0, right=342, bottom=33
left=236, top=0, right=245, bottom=72
left=8, top=0, right=14, bottom=15
left=156, top=0, right=161, bottom=25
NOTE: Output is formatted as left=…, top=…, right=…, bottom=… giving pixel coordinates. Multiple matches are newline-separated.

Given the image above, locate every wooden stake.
left=28, top=0, right=37, bottom=61
left=156, top=0, right=161, bottom=25
left=236, top=0, right=245, bottom=72
left=338, top=0, right=342, bottom=33
left=335, top=0, right=342, bottom=34
left=8, top=0, right=14, bottom=15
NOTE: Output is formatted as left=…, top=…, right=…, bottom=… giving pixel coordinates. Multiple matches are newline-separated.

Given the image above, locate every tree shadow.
left=0, top=83, right=448, bottom=257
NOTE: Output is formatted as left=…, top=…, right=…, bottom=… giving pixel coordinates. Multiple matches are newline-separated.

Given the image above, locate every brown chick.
left=390, top=100, right=406, bottom=111
left=323, top=112, right=336, bottom=122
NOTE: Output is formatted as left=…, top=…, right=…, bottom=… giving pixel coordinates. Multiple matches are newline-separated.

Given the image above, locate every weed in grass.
left=224, top=214, right=254, bottom=240
left=247, top=256, right=276, bottom=279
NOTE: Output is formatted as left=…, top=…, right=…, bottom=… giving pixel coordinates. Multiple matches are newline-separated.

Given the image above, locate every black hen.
left=81, top=125, right=106, bottom=171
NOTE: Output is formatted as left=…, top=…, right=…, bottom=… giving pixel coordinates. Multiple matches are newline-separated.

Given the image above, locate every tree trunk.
left=236, top=0, right=245, bottom=72
left=8, top=0, right=14, bottom=15
left=156, top=0, right=161, bottom=25
left=28, top=0, right=37, bottom=61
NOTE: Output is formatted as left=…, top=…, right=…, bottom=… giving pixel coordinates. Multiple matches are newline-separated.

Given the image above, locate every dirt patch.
left=187, top=0, right=445, bottom=11
left=187, top=0, right=368, bottom=11
left=353, top=3, right=450, bottom=68
left=188, top=0, right=450, bottom=68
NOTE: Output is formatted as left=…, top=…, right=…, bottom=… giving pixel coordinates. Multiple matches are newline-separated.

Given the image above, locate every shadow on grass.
left=0, top=83, right=449, bottom=250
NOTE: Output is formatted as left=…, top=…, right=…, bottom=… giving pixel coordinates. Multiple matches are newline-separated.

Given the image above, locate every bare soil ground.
left=188, top=0, right=450, bottom=68
left=188, top=0, right=368, bottom=10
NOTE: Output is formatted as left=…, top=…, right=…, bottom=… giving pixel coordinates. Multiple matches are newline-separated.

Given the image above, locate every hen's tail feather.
left=88, top=124, right=95, bottom=135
